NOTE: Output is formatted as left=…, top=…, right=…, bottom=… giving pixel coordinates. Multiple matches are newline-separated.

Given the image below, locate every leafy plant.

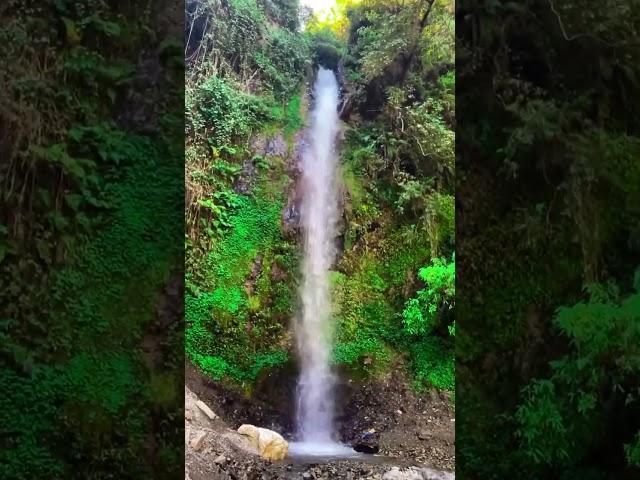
left=515, top=273, right=640, bottom=468
left=402, top=256, right=455, bottom=336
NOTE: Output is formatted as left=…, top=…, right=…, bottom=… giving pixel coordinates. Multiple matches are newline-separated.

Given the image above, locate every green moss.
left=331, top=128, right=456, bottom=392
left=186, top=155, right=299, bottom=386
left=266, top=94, right=305, bottom=140
left=1, top=129, right=183, bottom=478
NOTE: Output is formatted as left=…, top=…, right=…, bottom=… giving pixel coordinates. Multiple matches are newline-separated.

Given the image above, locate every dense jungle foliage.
left=184, top=0, right=455, bottom=397
left=0, top=1, right=183, bottom=478
left=457, top=0, right=640, bottom=478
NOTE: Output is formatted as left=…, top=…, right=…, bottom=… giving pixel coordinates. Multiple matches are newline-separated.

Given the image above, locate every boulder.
left=352, top=430, right=380, bottom=454
left=237, top=424, right=289, bottom=461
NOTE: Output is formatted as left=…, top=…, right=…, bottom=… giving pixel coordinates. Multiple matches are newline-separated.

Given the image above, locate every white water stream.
left=293, top=68, right=354, bottom=457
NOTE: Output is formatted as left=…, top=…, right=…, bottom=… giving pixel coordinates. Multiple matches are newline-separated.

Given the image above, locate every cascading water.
left=291, top=68, right=354, bottom=457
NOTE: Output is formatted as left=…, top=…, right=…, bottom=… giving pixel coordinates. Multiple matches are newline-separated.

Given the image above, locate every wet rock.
left=270, top=262, right=287, bottom=282
left=352, top=430, right=380, bottom=454
left=234, top=160, right=257, bottom=195
left=282, top=204, right=300, bottom=232
left=292, top=130, right=308, bottom=168
left=382, top=467, right=455, bottom=480
left=266, top=134, right=287, bottom=157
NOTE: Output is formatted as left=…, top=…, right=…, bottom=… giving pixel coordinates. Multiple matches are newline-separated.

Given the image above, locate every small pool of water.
left=289, top=442, right=358, bottom=459
left=286, top=442, right=411, bottom=467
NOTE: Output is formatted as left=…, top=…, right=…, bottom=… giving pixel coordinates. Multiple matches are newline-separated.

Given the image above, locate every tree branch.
left=546, top=0, right=635, bottom=47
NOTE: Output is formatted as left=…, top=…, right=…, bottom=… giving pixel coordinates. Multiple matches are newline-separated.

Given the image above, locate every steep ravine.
left=185, top=71, right=455, bottom=478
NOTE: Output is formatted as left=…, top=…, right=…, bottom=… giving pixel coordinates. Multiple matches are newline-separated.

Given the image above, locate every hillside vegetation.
left=185, top=0, right=455, bottom=395
left=0, top=2, right=183, bottom=478
left=457, top=0, right=640, bottom=477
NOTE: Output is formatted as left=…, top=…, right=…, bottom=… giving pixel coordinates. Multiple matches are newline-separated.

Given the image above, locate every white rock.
left=418, top=467, right=455, bottom=480
left=196, top=400, right=218, bottom=420
left=190, top=431, right=207, bottom=451
left=382, top=467, right=423, bottom=480
left=237, top=424, right=288, bottom=461
left=382, top=467, right=454, bottom=480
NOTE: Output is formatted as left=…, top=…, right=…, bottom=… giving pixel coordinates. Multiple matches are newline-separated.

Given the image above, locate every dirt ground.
left=339, top=369, right=455, bottom=471
left=185, top=363, right=455, bottom=479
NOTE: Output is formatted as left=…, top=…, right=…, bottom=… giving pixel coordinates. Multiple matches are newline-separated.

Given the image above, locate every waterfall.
left=294, top=68, right=342, bottom=448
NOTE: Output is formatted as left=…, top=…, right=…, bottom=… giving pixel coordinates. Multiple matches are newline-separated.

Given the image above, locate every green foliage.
left=333, top=334, right=392, bottom=371
left=263, top=0, right=301, bottom=31
left=186, top=0, right=308, bottom=97
left=345, top=0, right=453, bottom=104
left=252, top=27, right=310, bottom=97
left=306, top=28, right=347, bottom=70
left=1, top=133, right=183, bottom=478
left=455, top=1, right=640, bottom=468
left=402, top=256, right=455, bottom=336
left=269, top=94, right=304, bottom=137
left=397, top=257, right=455, bottom=391
left=1, top=2, right=183, bottom=476
left=626, top=433, right=640, bottom=467
left=514, top=274, right=640, bottom=469
left=185, top=0, right=309, bottom=390
left=193, top=76, right=275, bottom=146
left=322, top=0, right=455, bottom=391
left=514, top=379, right=570, bottom=464
left=356, top=8, right=410, bottom=82
left=186, top=175, right=298, bottom=385
left=409, top=337, right=454, bottom=391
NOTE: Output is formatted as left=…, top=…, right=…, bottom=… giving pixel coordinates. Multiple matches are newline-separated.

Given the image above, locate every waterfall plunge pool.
left=286, top=441, right=413, bottom=468
left=289, top=441, right=358, bottom=459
